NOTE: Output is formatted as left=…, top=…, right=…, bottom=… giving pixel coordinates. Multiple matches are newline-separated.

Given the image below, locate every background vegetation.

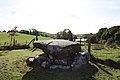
left=92, top=26, right=120, bottom=48
left=0, top=43, right=120, bottom=80
left=0, top=25, right=120, bottom=80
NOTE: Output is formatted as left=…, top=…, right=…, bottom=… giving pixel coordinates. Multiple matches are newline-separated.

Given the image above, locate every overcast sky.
left=0, top=0, right=120, bottom=34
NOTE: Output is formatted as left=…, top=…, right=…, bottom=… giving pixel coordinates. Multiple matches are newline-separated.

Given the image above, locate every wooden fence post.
left=80, top=38, right=81, bottom=45
left=88, top=38, right=91, bottom=54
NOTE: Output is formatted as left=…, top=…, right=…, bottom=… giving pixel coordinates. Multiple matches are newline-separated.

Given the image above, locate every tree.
left=31, top=28, right=39, bottom=40
left=3, top=30, right=6, bottom=32
left=73, top=35, right=77, bottom=41
left=96, top=28, right=107, bottom=41
left=56, top=31, right=63, bottom=39
left=8, top=26, right=18, bottom=45
left=29, top=28, right=32, bottom=35
left=101, top=29, right=110, bottom=40
left=56, top=29, right=73, bottom=41
left=73, top=35, right=77, bottom=39
left=95, top=25, right=120, bottom=48
left=67, top=30, right=73, bottom=41
left=114, top=31, right=120, bottom=41
left=109, top=26, right=120, bottom=38
left=19, top=30, right=29, bottom=34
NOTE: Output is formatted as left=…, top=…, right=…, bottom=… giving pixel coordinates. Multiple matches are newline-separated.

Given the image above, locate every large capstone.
left=33, top=39, right=81, bottom=61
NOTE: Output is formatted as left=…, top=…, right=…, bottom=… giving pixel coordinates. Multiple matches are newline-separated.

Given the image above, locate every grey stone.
left=50, top=65, right=70, bottom=70
left=71, top=52, right=90, bottom=71
left=26, top=39, right=91, bottom=70
left=33, top=39, right=81, bottom=61
left=41, top=61, right=50, bottom=68
left=28, top=58, right=34, bottom=62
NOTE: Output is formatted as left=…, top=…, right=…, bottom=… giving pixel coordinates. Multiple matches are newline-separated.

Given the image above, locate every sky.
left=0, top=0, right=120, bottom=34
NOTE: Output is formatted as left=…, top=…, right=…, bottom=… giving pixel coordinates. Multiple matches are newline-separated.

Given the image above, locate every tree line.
left=18, top=28, right=77, bottom=41
left=55, top=29, right=77, bottom=41
left=2, top=28, right=77, bottom=40
left=88, top=25, right=120, bottom=48
left=97, top=26, right=120, bottom=47
left=18, top=29, right=54, bottom=38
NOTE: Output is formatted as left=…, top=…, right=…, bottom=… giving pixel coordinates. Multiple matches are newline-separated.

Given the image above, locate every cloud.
left=10, top=10, right=16, bottom=15
left=93, top=0, right=120, bottom=10
left=0, top=0, right=120, bottom=34
left=69, top=15, right=80, bottom=19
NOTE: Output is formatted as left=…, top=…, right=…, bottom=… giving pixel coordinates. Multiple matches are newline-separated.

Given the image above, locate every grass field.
left=0, top=49, right=42, bottom=80
left=0, top=32, right=52, bottom=46
left=0, top=48, right=120, bottom=80
left=0, top=32, right=120, bottom=80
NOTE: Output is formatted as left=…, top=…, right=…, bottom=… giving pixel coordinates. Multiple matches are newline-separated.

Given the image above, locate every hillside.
left=0, top=32, right=52, bottom=46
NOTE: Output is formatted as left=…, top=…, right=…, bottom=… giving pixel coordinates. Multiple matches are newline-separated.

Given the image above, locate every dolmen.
left=26, top=39, right=90, bottom=71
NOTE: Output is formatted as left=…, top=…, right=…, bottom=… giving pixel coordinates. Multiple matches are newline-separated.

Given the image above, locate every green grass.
left=0, top=49, right=98, bottom=80
left=0, top=48, right=120, bottom=80
left=91, top=49, right=120, bottom=80
left=0, top=32, right=52, bottom=46
left=0, top=49, right=42, bottom=80
left=0, top=49, right=120, bottom=80
left=0, top=32, right=120, bottom=80
left=92, top=49, right=120, bottom=61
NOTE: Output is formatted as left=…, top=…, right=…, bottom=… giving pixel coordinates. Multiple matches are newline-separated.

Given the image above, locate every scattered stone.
left=29, top=58, right=34, bottom=62
left=41, top=61, right=50, bottom=68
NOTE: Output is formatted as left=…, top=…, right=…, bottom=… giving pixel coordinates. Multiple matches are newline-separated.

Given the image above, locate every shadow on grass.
left=91, top=55, right=120, bottom=69
left=22, top=63, right=98, bottom=80
left=90, top=55, right=120, bottom=76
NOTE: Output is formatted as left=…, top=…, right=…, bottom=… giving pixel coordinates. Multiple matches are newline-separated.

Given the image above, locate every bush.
left=106, top=38, right=114, bottom=46
left=101, top=40, right=106, bottom=44
left=115, top=40, right=120, bottom=45
left=101, top=29, right=110, bottom=40
left=3, top=30, right=6, bottom=32
left=19, top=30, right=29, bottom=34
left=90, top=35, right=98, bottom=44
left=109, top=43, right=119, bottom=49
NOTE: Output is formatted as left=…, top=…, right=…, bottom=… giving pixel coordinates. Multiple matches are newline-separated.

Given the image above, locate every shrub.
left=101, top=29, right=110, bottom=40
left=100, top=40, right=106, bottom=44
left=115, top=40, right=120, bottom=45
left=109, top=43, right=119, bottom=49
left=105, top=38, right=114, bottom=46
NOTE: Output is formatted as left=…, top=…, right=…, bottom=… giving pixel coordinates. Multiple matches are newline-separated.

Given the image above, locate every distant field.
left=0, top=32, right=52, bottom=46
